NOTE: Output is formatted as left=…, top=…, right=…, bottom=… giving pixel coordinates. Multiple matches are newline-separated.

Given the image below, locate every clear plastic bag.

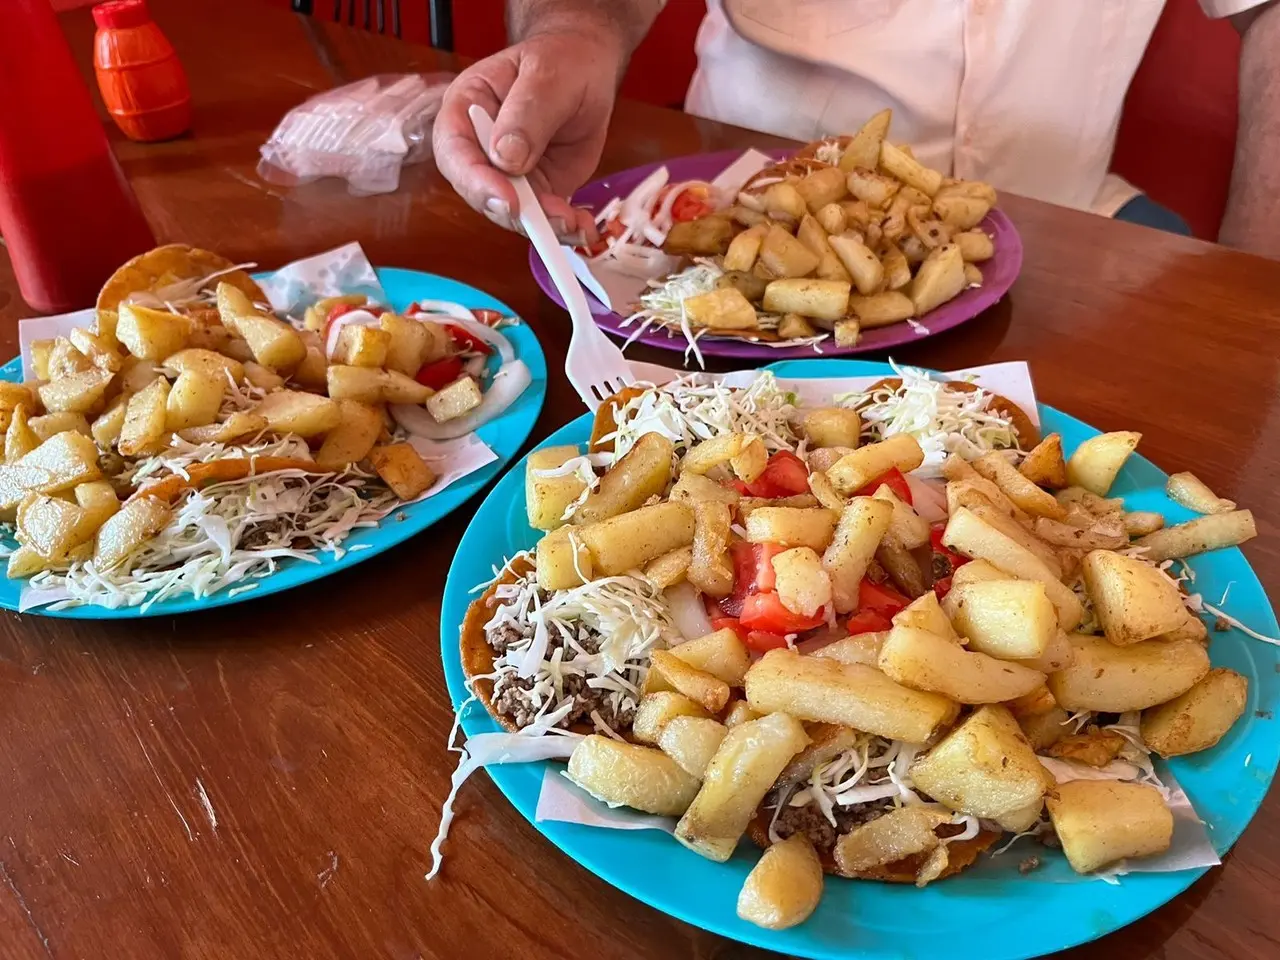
left=258, top=73, right=452, bottom=196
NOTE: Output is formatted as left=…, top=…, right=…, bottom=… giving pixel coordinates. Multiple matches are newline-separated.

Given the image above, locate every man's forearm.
left=1221, top=3, right=1280, bottom=258
left=506, top=0, right=664, bottom=57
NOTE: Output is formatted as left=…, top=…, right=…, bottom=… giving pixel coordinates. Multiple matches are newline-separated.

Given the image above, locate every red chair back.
left=1111, top=0, right=1240, bottom=240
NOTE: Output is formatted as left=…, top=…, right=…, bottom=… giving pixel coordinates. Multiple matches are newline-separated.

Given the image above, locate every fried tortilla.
left=97, top=244, right=267, bottom=329
left=460, top=555, right=607, bottom=736
left=856, top=377, right=1040, bottom=449
left=459, top=557, right=533, bottom=734
left=794, top=136, right=853, bottom=161
left=588, top=385, right=647, bottom=453
left=746, top=808, right=1001, bottom=883
left=741, top=156, right=834, bottom=195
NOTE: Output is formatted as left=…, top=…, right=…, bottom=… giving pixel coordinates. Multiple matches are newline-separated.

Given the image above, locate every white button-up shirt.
left=684, top=0, right=1259, bottom=215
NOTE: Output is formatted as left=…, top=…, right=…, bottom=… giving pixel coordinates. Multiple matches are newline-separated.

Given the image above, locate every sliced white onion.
left=463, top=356, right=487, bottom=379
left=324, top=308, right=382, bottom=358
left=391, top=359, right=532, bottom=440
left=621, top=166, right=670, bottom=228
left=906, top=473, right=948, bottom=524
left=652, top=180, right=715, bottom=231
left=664, top=581, right=714, bottom=642
left=411, top=299, right=478, bottom=323
left=444, top=316, right=516, bottom=365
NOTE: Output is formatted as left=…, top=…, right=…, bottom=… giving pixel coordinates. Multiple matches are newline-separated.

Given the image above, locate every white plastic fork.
left=468, top=104, right=635, bottom=411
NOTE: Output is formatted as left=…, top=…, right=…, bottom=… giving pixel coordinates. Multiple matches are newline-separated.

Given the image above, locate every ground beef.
left=771, top=795, right=896, bottom=853
left=491, top=674, right=542, bottom=729
left=239, top=520, right=290, bottom=550
left=772, top=803, right=838, bottom=851
left=486, top=620, right=635, bottom=733
left=486, top=624, right=524, bottom=656
left=1019, top=856, right=1041, bottom=874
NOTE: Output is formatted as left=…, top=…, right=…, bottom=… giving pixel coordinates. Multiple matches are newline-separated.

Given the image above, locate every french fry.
left=839, top=108, right=891, bottom=172
left=847, top=291, right=915, bottom=328
left=566, top=736, right=699, bottom=816
left=942, top=507, right=1081, bottom=629
left=1082, top=550, right=1189, bottom=645
left=1065, top=432, right=1141, bottom=496
left=674, top=712, right=810, bottom=862
left=971, top=452, right=1066, bottom=520
left=1166, top=472, right=1236, bottom=515
left=878, top=624, right=1046, bottom=703
left=723, top=224, right=768, bottom=273
left=1133, top=510, right=1256, bottom=562
left=827, top=435, right=924, bottom=496
left=745, top=648, right=958, bottom=743
left=737, top=835, right=823, bottom=930
left=689, top=501, right=734, bottom=599
left=880, top=141, right=942, bottom=196
left=823, top=498, right=893, bottom=612
left=650, top=650, right=731, bottom=714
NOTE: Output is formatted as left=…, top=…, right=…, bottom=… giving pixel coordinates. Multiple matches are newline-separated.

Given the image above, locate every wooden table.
left=1, top=2, right=1277, bottom=958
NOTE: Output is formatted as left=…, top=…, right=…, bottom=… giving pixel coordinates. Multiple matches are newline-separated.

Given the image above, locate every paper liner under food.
left=531, top=759, right=1219, bottom=884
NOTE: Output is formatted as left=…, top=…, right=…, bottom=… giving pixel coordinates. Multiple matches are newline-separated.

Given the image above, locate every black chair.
left=290, top=1, right=453, bottom=50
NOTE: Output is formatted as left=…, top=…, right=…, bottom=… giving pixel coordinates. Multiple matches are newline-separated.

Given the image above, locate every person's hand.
left=433, top=30, right=625, bottom=243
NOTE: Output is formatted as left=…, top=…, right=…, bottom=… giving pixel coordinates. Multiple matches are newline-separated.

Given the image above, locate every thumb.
left=487, top=54, right=581, bottom=176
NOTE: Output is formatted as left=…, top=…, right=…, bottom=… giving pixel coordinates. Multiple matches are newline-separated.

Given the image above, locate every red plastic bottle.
left=0, top=0, right=156, bottom=314
left=93, top=0, right=192, bottom=142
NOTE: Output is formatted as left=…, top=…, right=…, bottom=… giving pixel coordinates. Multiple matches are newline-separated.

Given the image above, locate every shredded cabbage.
left=26, top=457, right=397, bottom=613
left=837, top=361, right=1022, bottom=475
left=479, top=563, right=679, bottom=732
left=600, top=372, right=800, bottom=465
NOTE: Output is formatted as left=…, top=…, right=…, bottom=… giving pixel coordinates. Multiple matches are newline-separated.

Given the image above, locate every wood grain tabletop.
left=0, top=2, right=1277, bottom=958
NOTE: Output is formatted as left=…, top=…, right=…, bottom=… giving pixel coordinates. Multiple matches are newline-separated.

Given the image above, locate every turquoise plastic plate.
left=440, top=359, right=1279, bottom=960
left=1, top=267, right=547, bottom=619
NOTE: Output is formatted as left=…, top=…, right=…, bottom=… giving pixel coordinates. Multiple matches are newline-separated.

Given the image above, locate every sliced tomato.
left=847, top=609, right=894, bottom=634
left=581, top=217, right=626, bottom=257
left=859, top=578, right=911, bottom=617
left=745, top=630, right=790, bottom=652
left=711, top=615, right=743, bottom=636
left=326, top=302, right=362, bottom=324
left=724, top=478, right=753, bottom=496
left=472, top=308, right=505, bottom=327
left=415, top=356, right=464, bottom=390
left=854, top=467, right=912, bottom=504
left=670, top=187, right=714, bottom=223
left=446, top=324, right=492, bottom=356
left=742, top=451, right=810, bottom=498
left=721, top=542, right=781, bottom=617
left=746, top=542, right=782, bottom=587
left=739, top=591, right=826, bottom=634
left=933, top=576, right=955, bottom=601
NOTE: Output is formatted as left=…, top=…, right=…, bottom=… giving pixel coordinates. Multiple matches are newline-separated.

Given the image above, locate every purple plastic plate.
left=529, top=149, right=1023, bottom=362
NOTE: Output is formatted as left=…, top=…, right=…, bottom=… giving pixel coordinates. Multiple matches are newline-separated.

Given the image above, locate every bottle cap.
left=93, top=0, right=151, bottom=30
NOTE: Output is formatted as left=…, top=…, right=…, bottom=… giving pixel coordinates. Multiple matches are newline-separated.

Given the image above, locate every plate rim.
left=0, top=266, right=548, bottom=620
left=439, top=358, right=1279, bottom=960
